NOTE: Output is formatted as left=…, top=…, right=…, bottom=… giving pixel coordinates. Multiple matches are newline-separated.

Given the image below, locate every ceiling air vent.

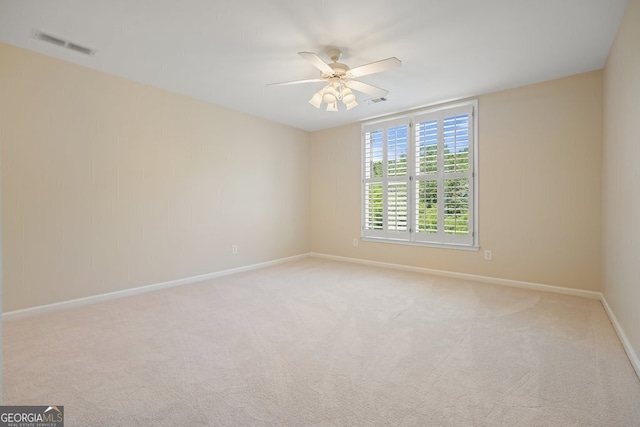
left=66, top=42, right=95, bottom=56
left=32, top=30, right=96, bottom=56
left=368, top=97, right=387, bottom=104
left=33, top=31, right=66, bottom=46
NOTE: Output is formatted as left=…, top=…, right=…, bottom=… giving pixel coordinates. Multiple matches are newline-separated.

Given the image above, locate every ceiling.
left=0, top=0, right=628, bottom=132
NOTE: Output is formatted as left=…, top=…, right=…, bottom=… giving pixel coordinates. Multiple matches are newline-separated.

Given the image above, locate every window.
left=362, top=101, right=477, bottom=249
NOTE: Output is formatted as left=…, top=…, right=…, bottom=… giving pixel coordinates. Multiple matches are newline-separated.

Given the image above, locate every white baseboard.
left=2, top=254, right=309, bottom=321
left=310, top=252, right=601, bottom=299
left=600, top=296, right=640, bottom=379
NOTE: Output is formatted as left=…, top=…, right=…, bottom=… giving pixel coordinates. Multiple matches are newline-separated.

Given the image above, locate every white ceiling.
left=0, top=0, right=628, bottom=132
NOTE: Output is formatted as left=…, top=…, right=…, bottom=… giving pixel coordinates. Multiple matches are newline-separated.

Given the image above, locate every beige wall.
left=603, top=0, right=640, bottom=365
left=0, top=43, right=310, bottom=312
left=0, top=40, right=611, bottom=312
left=310, top=71, right=603, bottom=291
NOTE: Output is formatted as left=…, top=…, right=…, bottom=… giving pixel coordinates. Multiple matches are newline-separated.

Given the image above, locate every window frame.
left=361, top=100, right=479, bottom=251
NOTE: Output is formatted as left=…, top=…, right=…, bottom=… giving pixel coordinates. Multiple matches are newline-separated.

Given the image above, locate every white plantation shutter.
left=362, top=101, right=477, bottom=248
left=363, top=128, right=385, bottom=237
left=364, top=182, right=384, bottom=236
left=362, top=118, right=410, bottom=240
left=414, top=117, right=439, bottom=240
left=387, top=181, right=408, bottom=236
left=413, top=105, right=474, bottom=245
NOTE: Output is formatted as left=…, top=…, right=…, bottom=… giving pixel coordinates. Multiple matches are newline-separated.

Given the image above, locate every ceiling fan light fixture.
left=309, top=91, right=323, bottom=108
left=341, top=87, right=356, bottom=105
left=269, top=49, right=402, bottom=114
left=322, top=87, right=338, bottom=104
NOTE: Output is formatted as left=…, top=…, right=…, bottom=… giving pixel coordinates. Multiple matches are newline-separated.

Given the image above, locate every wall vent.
left=32, top=30, right=96, bottom=56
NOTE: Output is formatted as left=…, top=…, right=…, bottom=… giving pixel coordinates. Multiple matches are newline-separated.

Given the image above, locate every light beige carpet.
left=4, top=258, right=640, bottom=426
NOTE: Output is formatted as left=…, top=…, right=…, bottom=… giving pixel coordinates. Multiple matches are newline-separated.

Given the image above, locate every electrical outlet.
left=232, top=245, right=238, bottom=254
left=484, top=250, right=492, bottom=261
left=353, top=238, right=359, bottom=247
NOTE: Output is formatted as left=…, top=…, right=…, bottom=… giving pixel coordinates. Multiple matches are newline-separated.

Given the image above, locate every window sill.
left=361, top=237, right=479, bottom=252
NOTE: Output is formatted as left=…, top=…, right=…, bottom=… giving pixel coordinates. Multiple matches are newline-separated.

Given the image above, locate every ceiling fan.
left=267, top=48, right=402, bottom=111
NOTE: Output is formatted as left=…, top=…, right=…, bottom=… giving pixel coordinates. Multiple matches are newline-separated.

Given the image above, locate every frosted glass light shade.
left=322, top=88, right=337, bottom=104
left=342, top=87, right=356, bottom=104
left=309, top=92, right=323, bottom=108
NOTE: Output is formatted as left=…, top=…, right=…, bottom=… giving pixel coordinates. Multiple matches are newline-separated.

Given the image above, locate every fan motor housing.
left=323, top=62, right=350, bottom=79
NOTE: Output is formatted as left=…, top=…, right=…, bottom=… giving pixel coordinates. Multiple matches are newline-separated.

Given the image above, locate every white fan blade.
left=347, top=80, right=389, bottom=98
left=298, top=52, right=334, bottom=74
left=267, top=78, right=324, bottom=87
left=348, top=57, right=402, bottom=78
